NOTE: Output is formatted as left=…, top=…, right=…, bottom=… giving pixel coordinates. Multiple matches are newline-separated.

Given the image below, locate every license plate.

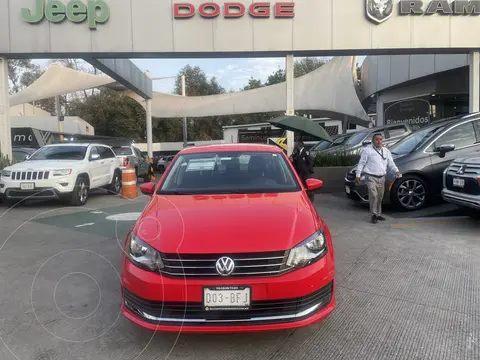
left=203, top=286, right=251, bottom=311
left=20, top=182, right=35, bottom=190
left=345, top=186, right=351, bottom=194
left=453, top=178, right=465, bottom=188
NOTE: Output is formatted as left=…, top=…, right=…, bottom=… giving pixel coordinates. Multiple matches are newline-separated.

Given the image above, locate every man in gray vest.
left=356, top=133, right=401, bottom=224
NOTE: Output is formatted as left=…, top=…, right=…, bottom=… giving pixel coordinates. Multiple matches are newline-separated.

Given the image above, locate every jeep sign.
left=21, top=0, right=110, bottom=30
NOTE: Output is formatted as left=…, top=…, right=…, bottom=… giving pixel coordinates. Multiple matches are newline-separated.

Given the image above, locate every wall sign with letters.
left=173, top=2, right=295, bottom=19
left=366, top=0, right=480, bottom=25
left=384, top=98, right=431, bottom=130
left=21, top=0, right=110, bottom=29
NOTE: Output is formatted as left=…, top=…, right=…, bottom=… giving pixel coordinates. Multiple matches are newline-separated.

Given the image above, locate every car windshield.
left=311, top=140, right=331, bottom=151
left=28, top=146, right=87, bottom=161
left=112, top=146, right=133, bottom=156
left=345, top=131, right=368, bottom=146
left=389, top=124, right=448, bottom=155
left=158, top=151, right=301, bottom=195
left=332, top=135, right=350, bottom=146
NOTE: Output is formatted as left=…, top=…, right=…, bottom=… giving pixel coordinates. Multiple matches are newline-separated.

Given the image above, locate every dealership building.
left=3, top=0, right=480, bottom=158
left=361, top=54, right=472, bottom=131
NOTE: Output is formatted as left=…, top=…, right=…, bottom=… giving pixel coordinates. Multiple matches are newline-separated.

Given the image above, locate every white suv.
left=0, top=143, right=123, bottom=206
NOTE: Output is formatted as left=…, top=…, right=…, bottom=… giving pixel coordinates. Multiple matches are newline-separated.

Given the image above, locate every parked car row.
left=1, top=142, right=152, bottom=206
left=344, top=113, right=480, bottom=217
left=317, top=123, right=412, bottom=157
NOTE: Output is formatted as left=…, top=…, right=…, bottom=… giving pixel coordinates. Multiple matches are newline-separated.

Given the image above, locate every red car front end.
left=120, top=145, right=336, bottom=332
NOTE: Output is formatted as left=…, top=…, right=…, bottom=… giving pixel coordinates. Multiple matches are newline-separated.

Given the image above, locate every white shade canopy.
left=9, top=56, right=369, bottom=126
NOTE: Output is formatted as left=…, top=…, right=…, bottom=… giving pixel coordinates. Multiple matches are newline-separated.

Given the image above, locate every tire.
left=107, top=170, right=122, bottom=195
left=464, top=208, right=480, bottom=220
left=469, top=212, right=480, bottom=220
left=390, top=174, right=428, bottom=211
left=5, top=198, right=22, bottom=208
left=70, top=176, right=89, bottom=206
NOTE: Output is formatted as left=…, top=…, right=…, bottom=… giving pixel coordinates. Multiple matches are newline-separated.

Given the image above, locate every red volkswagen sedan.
left=121, top=144, right=335, bottom=332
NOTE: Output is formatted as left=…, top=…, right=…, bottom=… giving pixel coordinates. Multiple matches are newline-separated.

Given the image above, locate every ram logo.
left=366, top=0, right=393, bottom=24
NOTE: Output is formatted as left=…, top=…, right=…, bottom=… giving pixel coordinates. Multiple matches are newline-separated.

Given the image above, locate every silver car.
left=112, top=145, right=150, bottom=182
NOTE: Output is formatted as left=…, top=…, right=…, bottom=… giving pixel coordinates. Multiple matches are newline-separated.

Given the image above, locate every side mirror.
left=305, top=178, right=323, bottom=191
left=140, top=182, right=155, bottom=196
left=362, top=140, right=372, bottom=146
left=437, top=144, right=455, bottom=157
left=438, top=144, right=455, bottom=153
left=90, top=153, right=100, bottom=161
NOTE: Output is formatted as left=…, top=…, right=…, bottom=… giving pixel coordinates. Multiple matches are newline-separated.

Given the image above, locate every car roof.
left=179, top=143, right=284, bottom=155
left=44, top=143, right=107, bottom=147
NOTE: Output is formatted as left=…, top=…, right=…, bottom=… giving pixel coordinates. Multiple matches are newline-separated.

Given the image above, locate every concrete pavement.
left=0, top=193, right=479, bottom=360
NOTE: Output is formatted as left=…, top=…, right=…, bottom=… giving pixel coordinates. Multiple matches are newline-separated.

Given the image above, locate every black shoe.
left=377, top=215, right=386, bottom=221
left=371, top=215, right=378, bottom=224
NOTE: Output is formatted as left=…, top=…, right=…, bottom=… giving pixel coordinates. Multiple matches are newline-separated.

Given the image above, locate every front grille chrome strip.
left=125, top=300, right=321, bottom=323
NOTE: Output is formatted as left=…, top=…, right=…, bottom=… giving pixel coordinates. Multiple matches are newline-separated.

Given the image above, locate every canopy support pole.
left=286, top=54, right=295, bottom=156
left=0, top=58, right=11, bottom=160
left=145, top=71, right=153, bottom=160
left=469, top=50, right=480, bottom=113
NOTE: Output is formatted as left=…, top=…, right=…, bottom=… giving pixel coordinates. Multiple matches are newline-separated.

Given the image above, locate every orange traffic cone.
left=120, top=162, right=138, bottom=199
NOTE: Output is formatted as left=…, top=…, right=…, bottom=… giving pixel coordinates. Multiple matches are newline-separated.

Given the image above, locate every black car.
left=320, top=123, right=412, bottom=156
left=344, top=114, right=480, bottom=211
left=310, top=133, right=353, bottom=158
left=12, top=147, right=38, bottom=164
left=442, top=154, right=480, bottom=219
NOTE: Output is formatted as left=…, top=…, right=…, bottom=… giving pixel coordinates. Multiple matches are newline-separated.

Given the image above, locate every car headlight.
left=52, top=169, right=72, bottom=176
left=286, top=230, right=327, bottom=268
left=1, top=170, right=11, bottom=177
left=125, top=232, right=164, bottom=272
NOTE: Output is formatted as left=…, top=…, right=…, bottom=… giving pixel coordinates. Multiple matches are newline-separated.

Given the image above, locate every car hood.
left=133, top=192, right=320, bottom=254
left=453, top=153, right=480, bottom=164
left=5, top=160, right=82, bottom=171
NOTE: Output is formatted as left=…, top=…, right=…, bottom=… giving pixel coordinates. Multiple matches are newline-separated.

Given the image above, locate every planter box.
left=310, top=166, right=352, bottom=194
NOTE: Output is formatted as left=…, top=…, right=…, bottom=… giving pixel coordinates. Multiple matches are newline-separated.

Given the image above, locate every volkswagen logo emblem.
left=215, top=257, right=235, bottom=276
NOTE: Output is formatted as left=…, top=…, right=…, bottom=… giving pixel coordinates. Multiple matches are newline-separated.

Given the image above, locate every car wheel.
left=469, top=212, right=480, bottom=220
left=463, top=208, right=480, bottom=220
left=107, top=170, right=122, bottom=195
left=70, top=176, right=89, bottom=206
left=5, top=199, right=22, bottom=208
left=391, top=175, right=428, bottom=211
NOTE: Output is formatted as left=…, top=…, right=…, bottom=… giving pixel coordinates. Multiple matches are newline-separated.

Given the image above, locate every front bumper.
left=121, top=252, right=335, bottom=332
left=442, top=188, right=480, bottom=211
left=344, top=176, right=393, bottom=205
left=0, top=177, right=75, bottom=200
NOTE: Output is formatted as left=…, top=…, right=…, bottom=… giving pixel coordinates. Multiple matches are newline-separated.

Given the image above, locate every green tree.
left=264, top=57, right=328, bottom=86
left=294, top=57, right=327, bottom=77
left=171, top=65, right=227, bottom=141
left=243, top=77, right=263, bottom=90
left=265, top=68, right=286, bottom=86
left=68, top=88, right=146, bottom=141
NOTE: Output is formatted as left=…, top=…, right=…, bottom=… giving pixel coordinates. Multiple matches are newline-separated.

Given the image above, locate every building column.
left=285, top=54, right=295, bottom=156
left=469, top=50, right=480, bottom=113
left=0, top=58, right=11, bottom=160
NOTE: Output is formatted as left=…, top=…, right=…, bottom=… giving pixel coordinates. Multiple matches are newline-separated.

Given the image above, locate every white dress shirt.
left=356, top=145, right=399, bottom=178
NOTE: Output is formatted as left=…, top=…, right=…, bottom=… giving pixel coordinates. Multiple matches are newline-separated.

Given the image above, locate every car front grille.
left=446, top=162, right=480, bottom=195
left=10, top=171, right=50, bottom=181
left=122, top=281, right=333, bottom=325
left=159, top=250, right=291, bottom=278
